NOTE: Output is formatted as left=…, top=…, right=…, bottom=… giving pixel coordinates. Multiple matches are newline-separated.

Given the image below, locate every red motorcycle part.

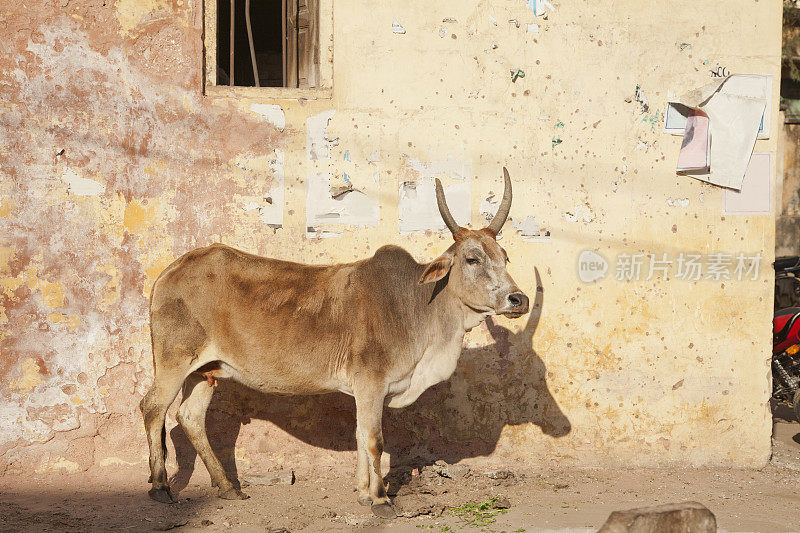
left=774, top=307, right=800, bottom=354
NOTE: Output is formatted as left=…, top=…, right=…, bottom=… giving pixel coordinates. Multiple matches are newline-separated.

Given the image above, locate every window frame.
left=203, top=0, right=333, bottom=100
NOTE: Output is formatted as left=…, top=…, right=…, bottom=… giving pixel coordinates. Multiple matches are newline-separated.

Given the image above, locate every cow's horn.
left=487, top=167, right=512, bottom=235
left=435, top=178, right=462, bottom=235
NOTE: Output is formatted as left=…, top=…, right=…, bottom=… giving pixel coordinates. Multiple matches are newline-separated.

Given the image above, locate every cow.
left=139, top=168, right=529, bottom=518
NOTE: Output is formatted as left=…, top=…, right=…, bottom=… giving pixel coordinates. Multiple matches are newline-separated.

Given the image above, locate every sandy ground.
left=3, top=410, right=800, bottom=533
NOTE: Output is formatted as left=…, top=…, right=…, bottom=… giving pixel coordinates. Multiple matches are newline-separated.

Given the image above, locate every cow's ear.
left=419, top=254, right=454, bottom=285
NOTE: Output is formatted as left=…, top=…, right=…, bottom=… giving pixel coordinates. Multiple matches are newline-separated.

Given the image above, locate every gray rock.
left=597, top=501, right=716, bottom=533
left=245, top=470, right=295, bottom=486
left=432, top=460, right=471, bottom=479
left=153, top=519, right=188, bottom=531
left=484, top=470, right=517, bottom=485
left=484, top=470, right=514, bottom=480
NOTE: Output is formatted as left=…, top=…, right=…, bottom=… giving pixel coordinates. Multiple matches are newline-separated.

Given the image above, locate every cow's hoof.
left=148, top=487, right=176, bottom=504
left=371, top=503, right=396, bottom=519
left=219, top=487, right=249, bottom=500
left=358, top=495, right=372, bottom=506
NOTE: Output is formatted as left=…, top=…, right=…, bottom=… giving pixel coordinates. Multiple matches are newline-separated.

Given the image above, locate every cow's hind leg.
left=177, top=373, right=248, bottom=500
left=355, top=387, right=395, bottom=519
left=140, top=369, right=185, bottom=503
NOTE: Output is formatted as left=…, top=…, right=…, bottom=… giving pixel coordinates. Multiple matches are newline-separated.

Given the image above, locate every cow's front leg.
left=354, top=385, right=395, bottom=519
left=355, top=433, right=371, bottom=506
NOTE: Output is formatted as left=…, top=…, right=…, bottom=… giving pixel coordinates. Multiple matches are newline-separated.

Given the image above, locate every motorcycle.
left=772, top=256, right=800, bottom=421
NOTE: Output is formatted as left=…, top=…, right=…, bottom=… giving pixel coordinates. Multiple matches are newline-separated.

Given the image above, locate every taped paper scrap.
left=525, top=0, right=555, bottom=16
left=667, top=74, right=771, bottom=190
left=722, top=152, right=772, bottom=215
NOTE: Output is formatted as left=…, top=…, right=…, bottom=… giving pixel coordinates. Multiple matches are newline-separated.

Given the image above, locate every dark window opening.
left=216, top=0, right=319, bottom=89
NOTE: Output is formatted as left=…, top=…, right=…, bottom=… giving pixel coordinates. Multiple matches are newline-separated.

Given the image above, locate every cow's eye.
left=466, top=257, right=480, bottom=265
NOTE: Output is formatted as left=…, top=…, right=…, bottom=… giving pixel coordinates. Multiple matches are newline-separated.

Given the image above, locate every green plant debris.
left=552, top=136, right=562, bottom=149
left=447, top=498, right=510, bottom=531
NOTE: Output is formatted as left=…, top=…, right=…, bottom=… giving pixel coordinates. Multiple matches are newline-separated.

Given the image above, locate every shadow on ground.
left=0, top=488, right=210, bottom=533
left=168, top=267, right=571, bottom=494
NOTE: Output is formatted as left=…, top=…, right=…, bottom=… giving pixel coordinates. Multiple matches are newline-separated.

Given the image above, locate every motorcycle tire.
left=793, top=389, right=800, bottom=423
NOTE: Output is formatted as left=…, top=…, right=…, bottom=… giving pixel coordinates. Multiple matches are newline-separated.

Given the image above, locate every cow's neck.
left=384, top=281, right=491, bottom=409
left=434, top=281, right=493, bottom=333
left=421, top=275, right=498, bottom=348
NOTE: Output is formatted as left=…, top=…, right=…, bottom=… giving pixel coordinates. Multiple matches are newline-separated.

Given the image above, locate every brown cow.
left=140, top=168, right=529, bottom=518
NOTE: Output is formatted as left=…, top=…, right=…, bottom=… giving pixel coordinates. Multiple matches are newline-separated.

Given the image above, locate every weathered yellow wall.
left=778, top=121, right=800, bottom=256
left=0, top=0, right=781, bottom=476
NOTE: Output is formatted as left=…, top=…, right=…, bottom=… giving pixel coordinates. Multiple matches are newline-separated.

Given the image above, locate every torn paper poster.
left=242, top=149, right=284, bottom=227
left=306, top=172, right=379, bottom=230
left=61, top=168, right=105, bottom=196
left=262, top=149, right=285, bottom=226
left=633, top=85, right=649, bottom=113
left=249, top=103, right=285, bottom=132
left=563, top=204, right=594, bottom=223
left=399, top=178, right=469, bottom=234
left=480, top=194, right=500, bottom=223
left=666, top=197, right=690, bottom=208
left=307, top=110, right=338, bottom=161
left=676, top=109, right=710, bottom=172
left=665, top=75, right=772, bottom=139
left=668, top=74, right=771, bottom=190
left=306, top=229, right=343, bottom=239
left=329, top=172, right=354, bottom=198
left=511, top=215, right=551, bottom=242
left=404, top=156, right=472, bottom=181
left=722, top=152, right=772, bottom=215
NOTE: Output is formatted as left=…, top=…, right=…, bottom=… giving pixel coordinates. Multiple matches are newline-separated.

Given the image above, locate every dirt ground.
left=3, top=408, right=800, bottom=533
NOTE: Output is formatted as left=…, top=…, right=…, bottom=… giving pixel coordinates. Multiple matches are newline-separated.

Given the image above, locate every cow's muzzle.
left=501, top=292, right=529, bottom=318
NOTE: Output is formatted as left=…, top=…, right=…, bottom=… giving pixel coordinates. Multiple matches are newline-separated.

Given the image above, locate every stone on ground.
left=597, top=501, right=716, bottom=533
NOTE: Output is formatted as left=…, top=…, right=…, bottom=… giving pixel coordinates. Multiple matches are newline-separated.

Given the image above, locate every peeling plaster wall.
left=0, top=0, right=781, bottom=476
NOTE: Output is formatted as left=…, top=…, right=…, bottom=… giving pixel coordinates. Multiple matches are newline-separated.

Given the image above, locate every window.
left=204, top=0, right=330, bottom=96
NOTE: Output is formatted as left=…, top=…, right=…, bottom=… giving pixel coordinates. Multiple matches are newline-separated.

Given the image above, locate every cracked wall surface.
left=0, top=0, right=781, bottom=476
